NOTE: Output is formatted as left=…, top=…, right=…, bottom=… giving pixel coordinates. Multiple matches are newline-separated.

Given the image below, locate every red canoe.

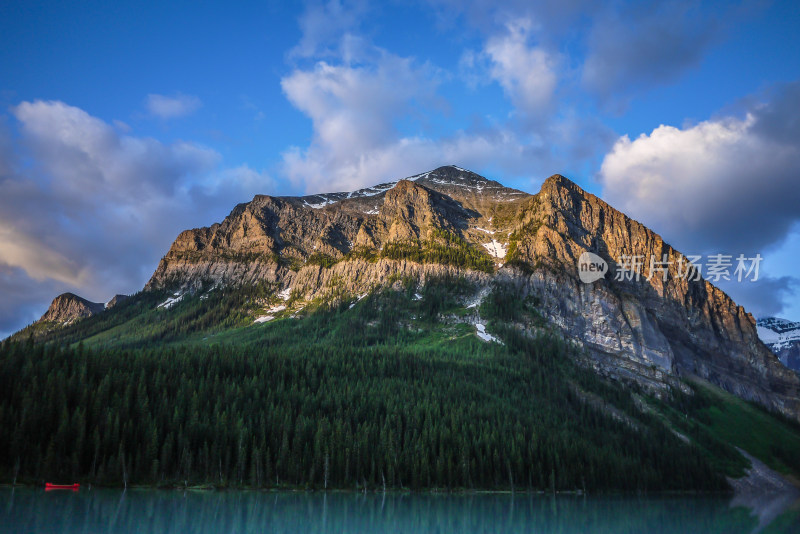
left=45, top=483, right=80, bottom=491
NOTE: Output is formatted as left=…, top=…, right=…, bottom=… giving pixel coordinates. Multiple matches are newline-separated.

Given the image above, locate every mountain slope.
left=0, top=286, right=738, bottom=491
left=513, top=175, right=799, bottom=419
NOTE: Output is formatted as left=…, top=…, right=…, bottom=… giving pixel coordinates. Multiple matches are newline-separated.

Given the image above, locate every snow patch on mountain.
left=475, top=323, right=501, bottom=344
left=304, top=199, right=334, bottom=209
left=254, top=304, right=288, bottom=324
left=277, top=287, right=292, bottom=301
left=482, top=240, right=507, bottom=259
left=157, top=292, right=185, bottom=309
left=757, top=317, right=800, bottom=351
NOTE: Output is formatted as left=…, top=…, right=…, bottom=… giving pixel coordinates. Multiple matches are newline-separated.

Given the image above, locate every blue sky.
left=1, top=0, right=799, bottom=337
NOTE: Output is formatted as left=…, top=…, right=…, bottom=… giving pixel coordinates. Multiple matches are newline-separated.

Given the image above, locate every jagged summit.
left=289, top=165, right=527, bottom=212
left=38, top=293, right=105, bottom=325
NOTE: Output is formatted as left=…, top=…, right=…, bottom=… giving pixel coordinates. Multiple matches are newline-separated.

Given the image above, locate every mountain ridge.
left=18, top=165, right=800, bottom=422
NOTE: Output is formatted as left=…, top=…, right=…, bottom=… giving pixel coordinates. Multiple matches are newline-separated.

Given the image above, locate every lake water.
left=1, top=488, right=799, bottom=533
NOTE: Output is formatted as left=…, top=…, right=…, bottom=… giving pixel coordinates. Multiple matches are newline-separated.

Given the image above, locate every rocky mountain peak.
left=39, top=293, right=105, bottom=324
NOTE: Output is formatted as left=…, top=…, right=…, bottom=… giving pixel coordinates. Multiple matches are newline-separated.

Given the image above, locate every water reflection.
left=1, top=488, right=798, bottom=533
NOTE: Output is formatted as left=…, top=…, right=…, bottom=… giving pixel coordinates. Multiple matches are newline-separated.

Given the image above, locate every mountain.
left=758, top=317, right=800, bottom=372
left=137, top=165, right=799, bottom=422
left=6, top=165, right=800, bottom=491
left=38, top=292, right=105, bottom=325
left=14, top=292, right=129, bottom=340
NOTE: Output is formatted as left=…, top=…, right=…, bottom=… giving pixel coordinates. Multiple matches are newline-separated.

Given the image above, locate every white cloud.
left=599, top=83, right=800, bottom=254
left=146, top=93, right=202, bottom=119
left=430, top=0, right=740, bottom=110
left=0, top=225, right=84, bottom=285
left=484, top=19, right=557, bottom=117
left=13, top=100, right=219, bottom=205
left=0, top=100, right=272, bottom=335
left=280, top=52, right=443, bottom=191
left=279, top=2, right=585, bottom=194
left=283, top=125, right=550, bottom=194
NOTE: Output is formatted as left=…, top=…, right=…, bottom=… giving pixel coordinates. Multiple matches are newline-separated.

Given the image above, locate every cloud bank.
left=599, top=82, right=800, bottom=255
left=0, top=100, right=270, bottom=337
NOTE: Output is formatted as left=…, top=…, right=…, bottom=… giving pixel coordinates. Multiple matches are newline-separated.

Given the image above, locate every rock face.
left=142, top=165, right=800, bottom=421
left=105, top=294, right=130, bottom=309
left=511, top=175, right=800, bottom=418
left=758, top=317, right=800, bottom=372
left=145, top=166, right=528, bottom=290
left=39, top=293, right=105, bottom=324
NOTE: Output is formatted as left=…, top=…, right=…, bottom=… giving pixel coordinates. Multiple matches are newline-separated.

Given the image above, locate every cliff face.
left=145, top=166, right=529, bottom=289
left=39, top=293, right=105, bottom=324
left=511, top=175, right=800, bottom=417
left=105, top=294, right=129, bottom=309
left=140, top=166, right=800, bottom=420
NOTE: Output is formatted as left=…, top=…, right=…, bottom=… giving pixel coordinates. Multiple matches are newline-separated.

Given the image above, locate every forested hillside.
left=5, top=277, right=795, bottom=492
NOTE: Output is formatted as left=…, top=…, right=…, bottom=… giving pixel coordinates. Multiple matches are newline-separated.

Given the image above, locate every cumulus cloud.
left=146, top=93, right=202, bottom=119
left=483, top=19, right=557, bottom=118
left=431, top=0, right=740, bottom=109
left=599, top=81, right=800, bottom=255
left=280, top=1, right=614, bottom=194
left=279, top=46, right=575, bottom=193
left=0, top=100, right=272, bottom=337
left=281, top=47, right=455, bottom=192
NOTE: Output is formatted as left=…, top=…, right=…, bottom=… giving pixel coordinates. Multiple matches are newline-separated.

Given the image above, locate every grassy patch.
left=305, top=253, right=338, bottom=268
left=380, top=229, right=495, bottom=273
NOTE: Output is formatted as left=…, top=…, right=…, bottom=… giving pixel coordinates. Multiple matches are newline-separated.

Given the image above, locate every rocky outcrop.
left=105, top=294, right=130, bottom=309
left=39, top=293, right=105, bottom=324
left=141, top=166, right=800, bottom=421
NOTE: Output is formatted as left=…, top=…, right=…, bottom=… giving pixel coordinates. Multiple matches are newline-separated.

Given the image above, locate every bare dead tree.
left=324, top=453, right=329, bottom=490
left=120, top=452, right=128, bottom=490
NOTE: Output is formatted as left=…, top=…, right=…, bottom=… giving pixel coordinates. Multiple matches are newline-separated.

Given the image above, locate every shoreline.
left=0, top=482, right=737, bottom=497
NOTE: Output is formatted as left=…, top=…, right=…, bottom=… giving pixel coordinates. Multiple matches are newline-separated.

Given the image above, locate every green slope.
left=1, top=277, right=796, bottom=492
left=658, top=378, right=800, bottom=481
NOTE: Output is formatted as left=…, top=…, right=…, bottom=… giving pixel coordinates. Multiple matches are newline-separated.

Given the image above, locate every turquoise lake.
left=1, top=488, right=799, bottom=533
